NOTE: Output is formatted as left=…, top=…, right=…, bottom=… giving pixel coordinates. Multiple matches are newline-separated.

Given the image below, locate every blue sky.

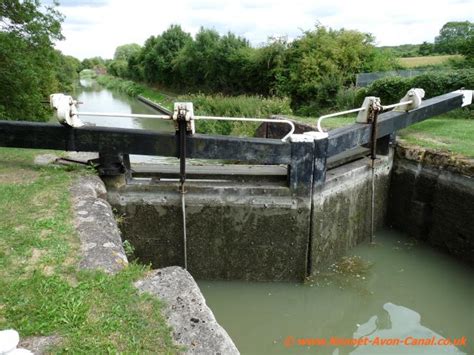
left=52, top=0, right=474, bottom=60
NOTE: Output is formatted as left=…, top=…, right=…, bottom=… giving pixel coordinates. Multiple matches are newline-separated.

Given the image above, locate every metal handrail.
left=316, top=100, right=414, bottom=133
left=77, top=112, right=296, bottom=142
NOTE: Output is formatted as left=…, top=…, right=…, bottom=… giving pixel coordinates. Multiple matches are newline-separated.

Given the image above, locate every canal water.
left=63, top=80, right=218, bottom=165
left=71, top=81, right=473, bottom=355
left=71, top=79, right=173, bottom=132
left=199, top=228, right=473, bottom=354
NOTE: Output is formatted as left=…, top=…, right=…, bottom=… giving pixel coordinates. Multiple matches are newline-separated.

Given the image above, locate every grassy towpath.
left=292, top=111, right=474, bottom=158
left=0, top=148, right=177, bottom=353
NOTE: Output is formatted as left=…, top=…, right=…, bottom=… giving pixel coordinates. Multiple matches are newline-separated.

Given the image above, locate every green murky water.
left=198, top=229, right=474, bottom=355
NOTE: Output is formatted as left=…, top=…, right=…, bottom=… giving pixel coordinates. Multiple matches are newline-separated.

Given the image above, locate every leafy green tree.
left=173, top=27, right=220, bottom=90
left=81, top=56, right=106, bottom=71
left=54, top=52, right=81, bottom=92
left=144, top=25, right=192, bottom=84
left=173, top=28, right=252, bottom=93
left=435, top=21, right=474, bottom=54
left=282, top=25, right=397, bottom=114
left=0, top=0, right=65, bottom=120
left=127, top=50, right=145, bottom=81
left=108, top=43, right=141, bottom=78
left=460, top=35, right=474, bottom=59
left=247, top=36, right=288, bottom=95
left=418, top=41, right=434, bottom=56
left=113, top=43, right=141, bottom=61
left=107, top=59, right=128, bottom=77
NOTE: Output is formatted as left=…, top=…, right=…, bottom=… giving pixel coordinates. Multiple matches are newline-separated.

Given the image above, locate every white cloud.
left=54, top=0, right=474, bottom=59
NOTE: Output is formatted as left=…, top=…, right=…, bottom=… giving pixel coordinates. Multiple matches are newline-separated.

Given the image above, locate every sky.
left=52, top=0, right=474, bottom=60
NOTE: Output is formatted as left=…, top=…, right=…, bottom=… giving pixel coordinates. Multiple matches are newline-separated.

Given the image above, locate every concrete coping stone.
left=135, top=267, right=240, bottom=354
left=70, top=175, right=128, bottom=274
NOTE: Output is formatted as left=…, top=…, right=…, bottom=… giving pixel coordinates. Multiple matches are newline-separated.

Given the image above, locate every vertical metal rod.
left=178, top=119, right=188, bottom=269
left=181, top=190, right=187, bottom=270
left=369, top=107, right=380, bottom=243
left=179, top=120, right=187, bottom=185
left=370, top=161, right=376, bottom=243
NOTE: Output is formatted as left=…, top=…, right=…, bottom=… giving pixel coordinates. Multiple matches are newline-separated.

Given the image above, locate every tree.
left=127, top=50, right=144, bottom=81
left=114, top=43, right=141, bottom=61
left=0, top=0, right=63, bottom=45
left=0, top=0, right=65, bottom=121
left=108, top=43, right=142, bottom=78
left=246, top=36, right=288, bottom=95
left=173, top=28, right=252, bottom=92
left=141, top=25, right=192, bottom=84
left=54, top=52, right=81, bottom=92
left=435, top=21, right=474, bottom=54
left=418, top=41, right=434, bottom=56
left=281, top=25, right=397, bottom=114
left=460, top=35, right=474, bottom=59
left=81, top=56, right=106, bottom=70
left=107, top=59, right=128, bottom=78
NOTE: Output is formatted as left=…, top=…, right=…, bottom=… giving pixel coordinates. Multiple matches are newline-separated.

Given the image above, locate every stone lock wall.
left=109, top=184, right=311, bottom=282
left=310, top=156, right=392, bottom=272
left=108, top=154, right=394, bottom=281
left=388, top=145, right=474, bottom=264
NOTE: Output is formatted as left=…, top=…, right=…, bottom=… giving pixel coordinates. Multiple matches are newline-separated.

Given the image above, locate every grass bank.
left=397, top=115, right=474, bottom=157
left=0, top=148, right=177, bottom=353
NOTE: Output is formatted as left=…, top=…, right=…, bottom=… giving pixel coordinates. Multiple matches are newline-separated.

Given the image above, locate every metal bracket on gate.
left=317, top=88, right=427, bottom=132
left=172, top=102, right=195, bottom=135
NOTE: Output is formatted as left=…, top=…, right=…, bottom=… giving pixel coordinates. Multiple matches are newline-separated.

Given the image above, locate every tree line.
left=0, top=0, right=82, bottom=121
left=381, top=21, right=473, bottom=57
left=102, top=25, right=398, bottom=114
left=2, top=0, right=471, bottom=121
left=98, top=21, right=473, bottom=115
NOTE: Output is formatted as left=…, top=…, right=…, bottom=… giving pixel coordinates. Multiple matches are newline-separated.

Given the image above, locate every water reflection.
left=349, top=302, right=464, bottom=354
left=74, top=79, right=173, bottom=132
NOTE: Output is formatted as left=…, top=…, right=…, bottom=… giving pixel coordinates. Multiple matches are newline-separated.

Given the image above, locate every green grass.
left=289, top=114, right=355, bottom=130
left=398, top=116, right=474, bottom=157
left=398, top=55, right=462, bottom=68
left=290, top=111, right=473, bottom=158
left=0, top=148, right=177, bottom=353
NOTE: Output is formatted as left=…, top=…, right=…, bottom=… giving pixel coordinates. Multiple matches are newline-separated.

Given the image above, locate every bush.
left=357, top=69, right=474, bottom=120
left=334, top=87, right=362, bottom=111
left=363, top=76, right=412, bottom=104
left=79, top=69, right=97, bottom=79
left=96, top=75, right=144, bottom=97
left=412, top=70, right=474, bottom=97
left=364, top=69, right=474, bottom=103
left=180, top=93, right=293, bottom=136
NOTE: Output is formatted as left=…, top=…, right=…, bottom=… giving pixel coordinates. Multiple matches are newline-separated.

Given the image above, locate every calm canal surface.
left=72, top=79, right=173, bottom=132
left=70, top=81, right=472, bottom=354
left=198, top=229, right=473, bottom=355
